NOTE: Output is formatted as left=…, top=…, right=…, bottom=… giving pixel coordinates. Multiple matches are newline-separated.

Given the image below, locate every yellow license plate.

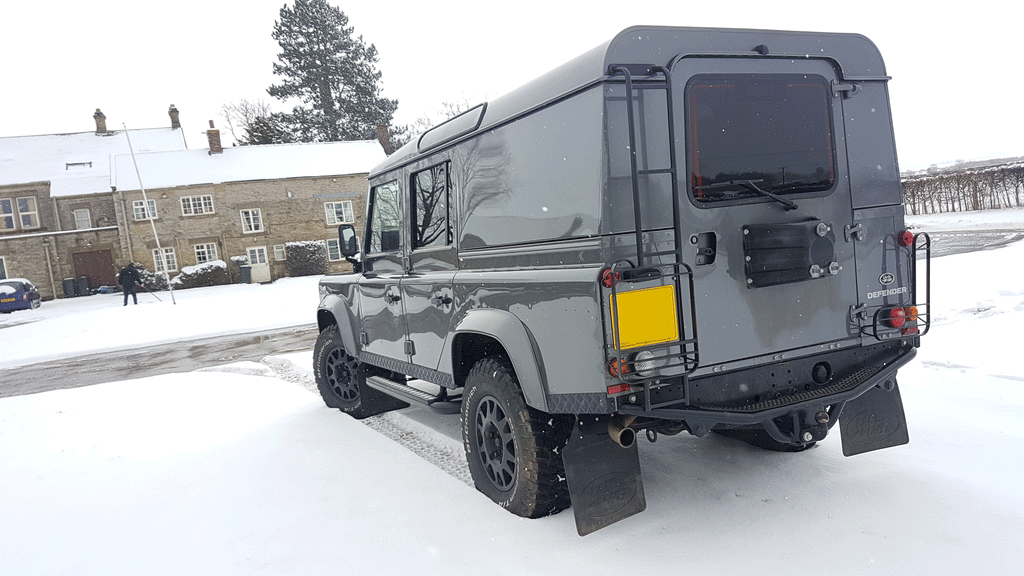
left=610, top=285, right=679, bottom=349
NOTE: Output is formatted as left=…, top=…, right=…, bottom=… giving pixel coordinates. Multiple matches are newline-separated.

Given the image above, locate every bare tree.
left=219, top=99, right=275, bottom=144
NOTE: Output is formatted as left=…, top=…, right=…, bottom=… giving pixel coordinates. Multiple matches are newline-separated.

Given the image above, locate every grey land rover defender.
left=314, top=26, right=929, bottom=535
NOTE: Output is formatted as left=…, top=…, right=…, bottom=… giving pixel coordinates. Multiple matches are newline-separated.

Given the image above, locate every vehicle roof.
left=371, top=25, right=886, bottom=178
left=0, top=278, right=34, bottom=285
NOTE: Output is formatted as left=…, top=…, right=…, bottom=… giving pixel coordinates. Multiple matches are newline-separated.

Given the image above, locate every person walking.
left=118, top=263, right=141, bottom=306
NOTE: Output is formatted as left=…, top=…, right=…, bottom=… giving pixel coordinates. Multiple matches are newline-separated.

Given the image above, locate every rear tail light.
left=898, top=230, right=915, bottom=247
left=888, top=307, right=907, bottom=328
left=601, top=268, right=620, bottom=288
left=905, top=305, right=919, bottom=322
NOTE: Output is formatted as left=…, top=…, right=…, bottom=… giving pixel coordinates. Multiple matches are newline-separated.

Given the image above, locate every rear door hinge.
left=849, top=303, right=868, bottom=322
left=404, top=340, right=416, bottom=356
left=845, top=222, right=865, bottom=242
left=832, top=80, right=861, bottom=98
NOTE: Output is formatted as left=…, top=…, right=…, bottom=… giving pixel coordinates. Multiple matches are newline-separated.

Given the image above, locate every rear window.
left=686, top=74, right=835, bottom=208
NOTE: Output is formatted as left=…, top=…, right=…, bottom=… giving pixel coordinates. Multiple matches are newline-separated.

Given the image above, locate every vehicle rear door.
left=672, top=56, right=861, bottom=366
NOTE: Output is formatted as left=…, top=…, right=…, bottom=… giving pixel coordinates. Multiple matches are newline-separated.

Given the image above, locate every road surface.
left=0, top=324, right=317, bottom=398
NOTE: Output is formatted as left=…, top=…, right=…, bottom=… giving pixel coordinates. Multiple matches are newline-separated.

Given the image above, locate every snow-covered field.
left=2, top=209, right=1023, bottom=575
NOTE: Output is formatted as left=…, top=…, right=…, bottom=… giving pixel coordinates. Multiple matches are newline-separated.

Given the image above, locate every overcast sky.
left=2, top=0, right=1019, bottom=170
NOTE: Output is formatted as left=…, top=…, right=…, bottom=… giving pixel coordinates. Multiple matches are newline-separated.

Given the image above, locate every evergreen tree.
left=268, top=0, right=398, bottom=142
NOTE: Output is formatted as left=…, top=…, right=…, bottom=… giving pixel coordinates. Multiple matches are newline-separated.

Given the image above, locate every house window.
left=1, top=197, right=41, bottom=231
left=133, top=199, right=158, bottom=220
left=273, top=244, right=286, bottom=260
left=73, top=209, right=91, bottom=230
left=325, top=201, right=355, bottom=225
left=16, top=197, right=39, bottom=229
left=0, top=199, right=14, bottom=230
left=152, top=247, right=177, bottom=273
left=326, top=238, right=342, bottom=261
left=194, top=243, right=218, bottom=264
left=246, top=246, right=268, bottom=265
left=0, top=256, right=7, bottom=279
left=181, top=195, right=215, bottom=216
left=240, top=209, right=264, bottom=233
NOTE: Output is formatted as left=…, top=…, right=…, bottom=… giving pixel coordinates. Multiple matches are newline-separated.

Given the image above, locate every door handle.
left=385, top=293, right=401, bottom=305
left=431, top=294, right=453, bottom=306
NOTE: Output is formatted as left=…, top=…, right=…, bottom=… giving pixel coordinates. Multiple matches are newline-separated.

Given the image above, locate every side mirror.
left=338, top=224, right=359, bottom=257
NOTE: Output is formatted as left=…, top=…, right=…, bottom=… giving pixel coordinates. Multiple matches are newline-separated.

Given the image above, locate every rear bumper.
left=617, top=347, right=916, bottom=439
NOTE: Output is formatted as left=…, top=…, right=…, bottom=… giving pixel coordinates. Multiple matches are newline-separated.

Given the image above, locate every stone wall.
left=119, top=173, right=368, bottom=281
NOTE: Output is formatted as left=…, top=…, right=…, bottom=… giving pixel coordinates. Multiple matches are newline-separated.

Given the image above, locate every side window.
left=411, top=162, right=452, bottom=250
left=366, top=180, right=401, bottom=254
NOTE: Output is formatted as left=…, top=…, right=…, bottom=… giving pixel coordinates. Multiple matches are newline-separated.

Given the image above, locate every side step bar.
left=365, top=375, right=461, bottom=414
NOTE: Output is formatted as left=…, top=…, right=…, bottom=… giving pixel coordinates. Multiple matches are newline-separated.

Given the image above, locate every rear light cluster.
left=608, top=351, right=657, bottom=379
left=889, top=305, right=920, bottom=334
left=898, top=229, right=915, bottom=247
left=601, top=268, right=621, bottom=288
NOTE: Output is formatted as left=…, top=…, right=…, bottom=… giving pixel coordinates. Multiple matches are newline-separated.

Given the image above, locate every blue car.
left=0, top=278, right=42, bottom=313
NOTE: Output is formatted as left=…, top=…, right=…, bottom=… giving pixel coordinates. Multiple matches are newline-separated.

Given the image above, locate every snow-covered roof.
left=0, top=129, right=187, bottom=197
left=111, top=140, right=385, bottom=192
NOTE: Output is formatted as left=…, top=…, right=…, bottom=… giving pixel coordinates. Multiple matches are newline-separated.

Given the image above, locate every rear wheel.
left=461, top=357, right=572, bottom=518
left=314, top=325, right=408, bottom=419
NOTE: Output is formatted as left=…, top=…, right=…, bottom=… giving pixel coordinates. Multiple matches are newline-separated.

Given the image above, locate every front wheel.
left=313, top=325, right=407, bottom=419
left=461, top=357, right=572, bottom=518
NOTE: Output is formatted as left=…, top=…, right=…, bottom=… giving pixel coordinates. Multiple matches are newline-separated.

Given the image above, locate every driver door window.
left=367, top=180, right=402, bottom=254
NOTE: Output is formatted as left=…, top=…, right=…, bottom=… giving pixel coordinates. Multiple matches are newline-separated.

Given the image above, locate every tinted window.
left=687, top=74, right=835, bottom=207
left=411, top=162, right=451, bottom=249
left=366, top=180, right=401, bottom=253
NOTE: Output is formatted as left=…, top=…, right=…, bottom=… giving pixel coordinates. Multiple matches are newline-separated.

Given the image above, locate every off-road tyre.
left=462, top=356, right=573, bottom=518
left=314, top=325, right=408, bottom=419
left=714, top=428, right=816, bottom=452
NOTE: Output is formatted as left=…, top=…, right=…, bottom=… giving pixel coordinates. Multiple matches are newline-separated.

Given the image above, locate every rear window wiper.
left=694, top=179, right=798, bottom=211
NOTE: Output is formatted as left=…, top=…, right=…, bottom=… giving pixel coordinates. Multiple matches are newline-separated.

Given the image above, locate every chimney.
left=93, top=108, right=107, bottom=133
left=375, top=124, right=395, bottom=156
left=168, top=104, right=180, bottom=129
left=206, top=120, right=223, bottom=154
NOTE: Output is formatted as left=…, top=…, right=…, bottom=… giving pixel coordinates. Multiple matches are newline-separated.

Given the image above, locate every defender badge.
left=879, top=272, right=895, bottom=286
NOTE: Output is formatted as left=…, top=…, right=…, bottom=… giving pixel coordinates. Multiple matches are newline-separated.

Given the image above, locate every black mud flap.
left=562, top=417, right=646, bottom=536
left=839, top=380, right=910, bottom=457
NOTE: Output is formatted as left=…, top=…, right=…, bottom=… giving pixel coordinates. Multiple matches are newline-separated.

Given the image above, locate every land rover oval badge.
left=879, top=272, right=896, bottom=285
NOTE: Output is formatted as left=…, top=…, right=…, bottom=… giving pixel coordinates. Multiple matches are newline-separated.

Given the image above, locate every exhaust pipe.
left=608, top=415, right=638, bottom=448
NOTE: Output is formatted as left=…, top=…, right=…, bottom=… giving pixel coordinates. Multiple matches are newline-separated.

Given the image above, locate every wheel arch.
left=317, top=295, right=360, bottom=354
left=447, top=309, right=549, bottom=412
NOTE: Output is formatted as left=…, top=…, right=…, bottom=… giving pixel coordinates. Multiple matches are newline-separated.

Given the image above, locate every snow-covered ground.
left=2, top=209, right=1023, bottom=575
left=0, top=276, right=321, bottom=369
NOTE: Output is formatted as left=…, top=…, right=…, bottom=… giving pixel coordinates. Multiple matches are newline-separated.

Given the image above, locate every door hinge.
left=845, top=222, right=865, bottom=242
left=404, top=340, right=416, bottom=356
left=360, top=332, right=369, bottom=345
left=849, top=303, right=868, bottom=322
left=832, top=80, right=861, bottom=98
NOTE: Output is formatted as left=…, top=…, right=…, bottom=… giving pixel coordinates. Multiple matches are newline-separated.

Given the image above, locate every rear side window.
left=686, top=74, right=835, bottom=207
left=411, top=162, right=452, bottom=249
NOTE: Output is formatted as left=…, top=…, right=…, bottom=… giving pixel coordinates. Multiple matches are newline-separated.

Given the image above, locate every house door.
left=246, top=246, right=271, bottom=283
left=73, top=250, right=116, bottom=289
